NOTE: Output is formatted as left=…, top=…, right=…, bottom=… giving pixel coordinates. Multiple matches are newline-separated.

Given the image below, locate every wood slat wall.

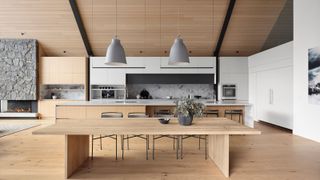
left=0, top=0, right=286, bottom=57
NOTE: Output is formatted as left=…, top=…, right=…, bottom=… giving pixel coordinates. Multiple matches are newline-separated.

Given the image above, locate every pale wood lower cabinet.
left=55, top=105, right=146, bottom=120
left=38, top=100, right=79, bottom=119
left=56, top=106, right=86, bottom=120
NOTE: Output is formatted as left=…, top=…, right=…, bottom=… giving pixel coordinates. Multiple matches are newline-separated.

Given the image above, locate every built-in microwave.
left=222, top=84, right=237, bottom=100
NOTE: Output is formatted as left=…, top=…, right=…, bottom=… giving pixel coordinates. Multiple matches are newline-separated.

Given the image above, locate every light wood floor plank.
left=0, top=120, right=319, bottom=180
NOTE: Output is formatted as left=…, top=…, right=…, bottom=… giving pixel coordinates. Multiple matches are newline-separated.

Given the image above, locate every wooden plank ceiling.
left=0, top=0, right=287, bottom=57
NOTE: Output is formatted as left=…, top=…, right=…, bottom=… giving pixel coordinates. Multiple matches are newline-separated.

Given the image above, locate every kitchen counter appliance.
left=222, top=84, right=237, bottom=100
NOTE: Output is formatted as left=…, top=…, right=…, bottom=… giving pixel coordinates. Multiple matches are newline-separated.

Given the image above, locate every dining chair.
left=152, top=110, right=179, bottom=160
left=91, top=112, right=123, bottom=160
left=121, top=112, right=150, bottom=160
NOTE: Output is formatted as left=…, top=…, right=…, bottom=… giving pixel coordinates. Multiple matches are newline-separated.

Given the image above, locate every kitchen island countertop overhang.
left=56, top=99, right=252, bottom=106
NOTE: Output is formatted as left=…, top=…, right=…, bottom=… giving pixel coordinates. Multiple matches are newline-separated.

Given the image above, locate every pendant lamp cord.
left=92, top=0, right=93, bottom=34
left=178, top=1, right=180, bottom=37
left=212, top=0, right=214, bottom=46
left=144, top=0, right=146, bottom=54
left=115, top=0, right=118, bottom=39
left=160, top=0, right=162, bottom=54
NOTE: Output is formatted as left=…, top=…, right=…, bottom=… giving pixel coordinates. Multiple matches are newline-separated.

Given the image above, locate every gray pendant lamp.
left=105, top=36, right=127, bottom=65
left=105, top=0, right=127, bottom=65
left=168, top=0, right=189, bottom=65
left=168, top=35, right=190, bottom=65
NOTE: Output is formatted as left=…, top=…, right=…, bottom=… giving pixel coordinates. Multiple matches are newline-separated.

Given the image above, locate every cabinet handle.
left=269, top=89, right=274, bottom=105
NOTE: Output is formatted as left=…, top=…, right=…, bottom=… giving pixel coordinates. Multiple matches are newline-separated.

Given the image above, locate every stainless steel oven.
left=222, top=84, right=237, bottom=100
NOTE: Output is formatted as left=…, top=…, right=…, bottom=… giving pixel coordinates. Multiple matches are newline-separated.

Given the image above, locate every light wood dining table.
left=33, top=117, right=260, bottom=179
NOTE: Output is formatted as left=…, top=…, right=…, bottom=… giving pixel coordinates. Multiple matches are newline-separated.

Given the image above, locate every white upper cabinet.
left=159, top=57, right=215, bottom=74
left=90, top=56, right=216, bottom=85
left=160, top=57, right=214, bottom=68
left=91, top=57, right=145, bottom=68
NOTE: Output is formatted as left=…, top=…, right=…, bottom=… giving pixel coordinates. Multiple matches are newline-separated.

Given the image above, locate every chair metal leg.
left=152, top=135, right=155, bottom=160
left=198, top=136, right=201, bottom=150
left=127, top=135, right=129, bottom=150
left=100, top=135, right=102, bottom=150
left=147, top=135, right=150, bottom=150
left=91, top=135, right=94, bottom=160
left=121, top=135, right=124, bottom=160
left=205, top=135, right=208, bottom=160
left=173, top=138, right=175, bottom=150
left=115, top=135, right=118, bottom=160
left=176, top=136, right=179, bottom=159
left=146, top=135, right=149, bottom=160
left=181, top=136, right=183, bottom=159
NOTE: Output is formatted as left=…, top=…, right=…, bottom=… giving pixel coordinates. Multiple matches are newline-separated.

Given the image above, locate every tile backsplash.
left=127, top=84, right=215, bottom=99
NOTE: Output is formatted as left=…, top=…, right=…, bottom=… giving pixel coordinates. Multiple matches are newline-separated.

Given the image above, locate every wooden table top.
left=33, top=118, right=261, bottom=135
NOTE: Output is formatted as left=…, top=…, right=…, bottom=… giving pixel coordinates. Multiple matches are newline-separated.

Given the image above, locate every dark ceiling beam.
left=213, top=0, right=236, bottom=101
left=69, top=0, right=94, bottom=57
left=213, top=0, right=236, bottom=57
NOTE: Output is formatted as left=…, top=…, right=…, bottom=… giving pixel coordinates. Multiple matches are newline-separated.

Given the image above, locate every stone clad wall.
left=0, top=39, right=37, bottom=100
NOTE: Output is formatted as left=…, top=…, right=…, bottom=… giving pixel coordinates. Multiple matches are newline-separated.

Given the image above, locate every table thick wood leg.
left=65, top=135, right=89, bottom=179
left=208, top=135, right=229, bottom=177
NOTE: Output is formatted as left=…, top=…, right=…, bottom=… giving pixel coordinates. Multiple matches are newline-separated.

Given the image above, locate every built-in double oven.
left=222, top=84, right=237, bottom=100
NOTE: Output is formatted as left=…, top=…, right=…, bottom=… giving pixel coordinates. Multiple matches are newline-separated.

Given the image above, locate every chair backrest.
left=155, top=109, right=175, bottom=118
left=128, top=112, right=149, bottom=118
left=205, top=110, right=219, bottom=114
left=101, top=112, right=123, bottom=119
left=225, top=110, right=242, bottom=114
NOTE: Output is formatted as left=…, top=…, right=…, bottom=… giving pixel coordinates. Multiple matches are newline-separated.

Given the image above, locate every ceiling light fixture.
left=105, top=0, right=127, bottom=65
left=168, top=1, right=189, bottom=65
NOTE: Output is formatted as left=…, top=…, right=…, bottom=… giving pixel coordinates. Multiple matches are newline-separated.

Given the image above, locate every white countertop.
left=57, top=99, right=251, bottom=106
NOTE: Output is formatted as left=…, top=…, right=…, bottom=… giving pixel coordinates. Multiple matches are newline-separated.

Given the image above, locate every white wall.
left=220, top=57, right=249, bottom=101
left=293, top=0, right=320, bottom=142
left=248, top=42, right=293, bottom=129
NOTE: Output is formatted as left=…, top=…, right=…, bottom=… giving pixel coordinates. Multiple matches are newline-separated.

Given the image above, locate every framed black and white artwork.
left=308, top=46, right=320, bottom=104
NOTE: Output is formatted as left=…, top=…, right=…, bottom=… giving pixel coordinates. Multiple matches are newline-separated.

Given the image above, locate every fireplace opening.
left=0, top=100, right=37, bottom=113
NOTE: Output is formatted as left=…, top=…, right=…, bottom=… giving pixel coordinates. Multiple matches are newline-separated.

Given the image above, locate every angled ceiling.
left=0, top=0, right=290, bottom=57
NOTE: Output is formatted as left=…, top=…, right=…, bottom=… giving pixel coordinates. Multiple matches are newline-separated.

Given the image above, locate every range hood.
left=126, top=74, right=214, bottom=84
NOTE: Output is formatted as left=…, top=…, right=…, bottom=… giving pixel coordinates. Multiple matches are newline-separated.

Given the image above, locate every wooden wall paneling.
left=220, top=0, right=287, bottom=56
left=0, top=0, right=86, bottom=56
left=78, top=0, right=115, bottom=56
left=0, top=0, right=287, bottom=56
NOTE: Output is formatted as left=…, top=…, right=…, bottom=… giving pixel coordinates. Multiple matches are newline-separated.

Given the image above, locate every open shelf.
left=40, top=84, right=85, bottom=100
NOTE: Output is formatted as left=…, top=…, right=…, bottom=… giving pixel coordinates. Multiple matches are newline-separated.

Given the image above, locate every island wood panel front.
left=55, top=104, right=246, bottom=124
left=56, top=105, right=146, bottom=120
left=33, top=118, right=260, bottom=178
left=56, top=106, right=87, bottom=120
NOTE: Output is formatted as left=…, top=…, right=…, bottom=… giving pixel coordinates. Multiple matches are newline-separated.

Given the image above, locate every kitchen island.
left=55, top=99, right=254, bottom=127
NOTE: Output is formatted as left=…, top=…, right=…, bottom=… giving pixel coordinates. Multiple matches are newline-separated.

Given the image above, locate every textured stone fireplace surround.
left=0, top=39, right=38, bottom=118
left=0, top=39, right=37, bottom=100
